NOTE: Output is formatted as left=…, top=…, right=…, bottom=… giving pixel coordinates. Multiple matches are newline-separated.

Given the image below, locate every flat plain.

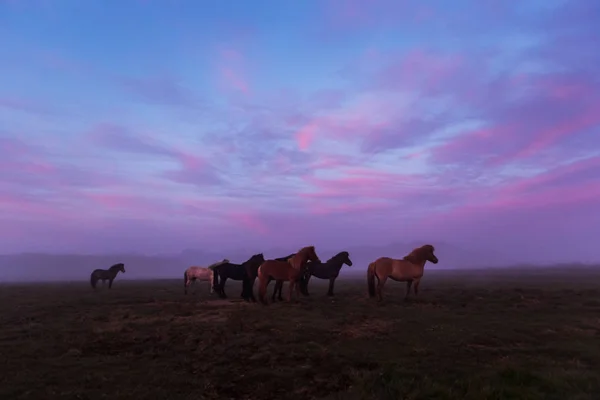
left=1, top=267, right=600, bottom=400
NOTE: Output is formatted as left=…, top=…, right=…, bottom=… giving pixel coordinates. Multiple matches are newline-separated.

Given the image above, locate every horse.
left=183, top=259, right=229, bottom=295
left=269, top=253, right=300, bottom=302
left=302, top=251, right=353, bottom=296
left=211, top=253, right=265, bottom=302
left=367, top=244, right=438, bottom=302
left=257, top=246, right=320, bottom=304
left=90, top=263, right=126, bottom=289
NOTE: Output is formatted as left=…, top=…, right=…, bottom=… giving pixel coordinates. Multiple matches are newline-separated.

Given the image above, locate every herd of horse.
left=90, top=244, right=439, bottom=303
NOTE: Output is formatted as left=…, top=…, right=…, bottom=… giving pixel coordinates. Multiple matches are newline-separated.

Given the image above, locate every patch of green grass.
left=1, top=268, right=600, bottom=399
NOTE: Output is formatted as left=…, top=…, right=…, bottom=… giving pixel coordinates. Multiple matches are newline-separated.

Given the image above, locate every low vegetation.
left=1, top=267, right=599, bottom=399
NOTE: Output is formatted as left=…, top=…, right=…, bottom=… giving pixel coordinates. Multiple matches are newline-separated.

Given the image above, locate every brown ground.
left=1, top=267, right=600, bottom=399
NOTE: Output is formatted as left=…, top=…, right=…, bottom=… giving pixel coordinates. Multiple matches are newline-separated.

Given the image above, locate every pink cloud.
left=296, top=123, right=317, bottom=150
left=87, top=123, right=223, bottom=186
left=215, top=46, right=251, bottom=94
left=226, top=210, right=270, bottom=235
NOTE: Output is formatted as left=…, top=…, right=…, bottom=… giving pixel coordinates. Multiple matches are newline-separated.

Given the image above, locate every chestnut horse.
left=257, top=246, right=320, bottom=304
left=183, top=259, right=229, bottom=295
left=367, top=244, right=438, bottom=301
left=270, top=253, right=310, bottom=302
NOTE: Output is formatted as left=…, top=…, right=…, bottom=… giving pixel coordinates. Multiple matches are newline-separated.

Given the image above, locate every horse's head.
left=328, top=251, right=352, bottom=266
left=111, top=263, right=126, bottom=273
left=247, top=253, right=265, bottom=266
left=300, top=245, right=320, bottom=263
left=404, top=244, right=438, bottom=265
left=340, top=251, right=353, bottom=267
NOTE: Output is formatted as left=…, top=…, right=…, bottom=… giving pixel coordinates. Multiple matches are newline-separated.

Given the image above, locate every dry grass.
left=1, top=267, right=600, bottom=399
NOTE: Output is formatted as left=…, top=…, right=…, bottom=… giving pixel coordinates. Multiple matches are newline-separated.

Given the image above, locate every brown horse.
left=257, top=246, right=320, bottom=304
left=367, top=244, right=438, bottom=302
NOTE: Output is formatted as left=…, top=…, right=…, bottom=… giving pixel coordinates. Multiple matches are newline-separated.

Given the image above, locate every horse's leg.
left=327, top=278, right=335, bottom=296
left=249, top=277, right=257, bottom=302
left=404, top=280, right=413, bottom=301
left=376, top=275, right=388, bottom=302
left=304, top=275, right=311, bottom=296
left=277, top=280, right=284, bottom=301
left=270, top=279, right=275, bottom=301
left=295, top=278, right=302, bottom=300
left=219, top=277, right=228, bottom=298
left=271, top=279, right=278, bottom=302
left=288, top=281, right=294, bottom=302
left=108, top=278, right=113, bottom=289
left=413, top=279, right=421, bottom=298
left=242, top=279, right=252, bottom=302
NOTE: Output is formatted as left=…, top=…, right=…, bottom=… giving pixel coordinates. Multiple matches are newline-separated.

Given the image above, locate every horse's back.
left=186, top=266, right=211, bottom=279
left=260, top=260, right=292, bottom=280
left=217, top=262, right=246, bottom=280
left=388, top=258, right=421, bottom=281
left=373, top=257, right=412, bottom=279
left=310, top=263, right=333, bottom=279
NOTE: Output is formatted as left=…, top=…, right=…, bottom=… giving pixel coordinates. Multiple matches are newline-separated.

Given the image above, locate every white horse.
left=184, top=259, right=229, bottom=295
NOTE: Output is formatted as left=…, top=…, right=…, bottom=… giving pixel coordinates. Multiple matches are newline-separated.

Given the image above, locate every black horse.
left=270, top=253, right=311, bottom=301
left=90, top=263, right=126, bottom=289
left=212, top=253, right=265, bottom=302
left=302, top=251, right=353, bottom=296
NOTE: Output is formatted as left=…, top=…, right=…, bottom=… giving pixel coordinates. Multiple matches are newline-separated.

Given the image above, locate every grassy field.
left=1, top=267, right=600, bottom=400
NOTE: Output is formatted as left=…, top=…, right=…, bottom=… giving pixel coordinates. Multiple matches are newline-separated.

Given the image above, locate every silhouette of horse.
left=184, top=259, right=229, bottom=295
left=90, top=263, right=125, bottom=289
left=212, top=253, right=265, bottom=302
left=257, top=246, right=320, bottom=304
left=302, top=251, right=353, bottom=296
left=367, top=244, right=438, bottom=302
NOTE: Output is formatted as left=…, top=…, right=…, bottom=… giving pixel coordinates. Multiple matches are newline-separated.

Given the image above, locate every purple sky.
left=1, top=0, right=599, bottom=263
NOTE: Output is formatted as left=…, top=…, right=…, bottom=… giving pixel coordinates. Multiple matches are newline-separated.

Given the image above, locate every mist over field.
left=1, top=241, right=598, bottom=282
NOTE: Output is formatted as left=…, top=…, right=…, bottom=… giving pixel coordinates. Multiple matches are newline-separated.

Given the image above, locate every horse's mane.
left=242, top=253, right=264, bottom=265
left=207, top=259, right=229, bottom=270
left=290, top=246, right=317, bottom=269
left=297, top=245, right=315, bottom=254
left=326, top=251, right=349, bottom=264
left=109, top=263, right=124, bottom=270
left=403, top=245, right=435, bottom=264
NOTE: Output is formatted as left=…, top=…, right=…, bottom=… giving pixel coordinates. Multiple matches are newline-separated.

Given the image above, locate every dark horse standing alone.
left=90, top=263, right=126, bottom=289
left=212, top=253, right=265, bottom=302
left=302, top=251, right=352, bottom=296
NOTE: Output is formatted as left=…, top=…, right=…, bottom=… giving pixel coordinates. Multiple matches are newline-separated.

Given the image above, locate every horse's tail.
left=212, top=266, right=219, bottom=293
left=183, top=271, right=188, bottom=294
left=367, top=261, right=377, bottom=298
left=90, top=273, right=97, bottom=289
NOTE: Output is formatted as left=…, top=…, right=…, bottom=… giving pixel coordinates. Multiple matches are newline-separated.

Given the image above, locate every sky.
left=1, top=0, right=599, bottom=263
